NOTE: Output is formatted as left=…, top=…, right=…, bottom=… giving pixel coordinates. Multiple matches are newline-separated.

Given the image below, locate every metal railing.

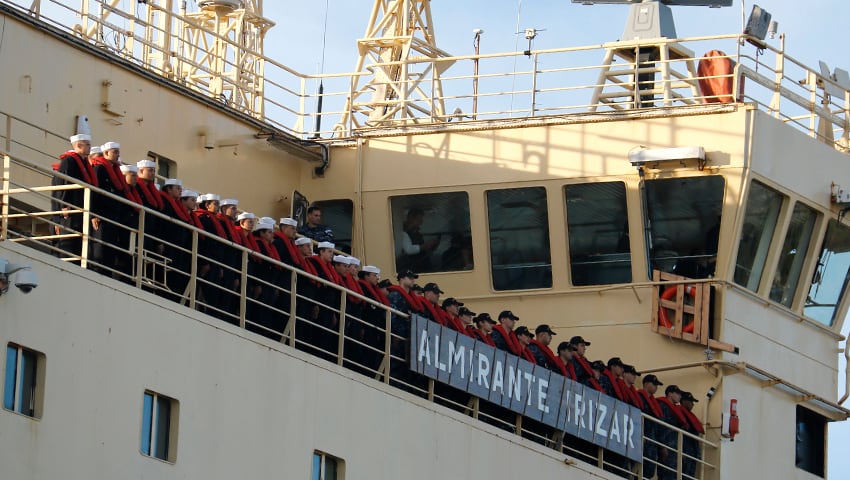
left=2, top=149, right=715, bottom=478
left=3, top=0, right=850, bottom=150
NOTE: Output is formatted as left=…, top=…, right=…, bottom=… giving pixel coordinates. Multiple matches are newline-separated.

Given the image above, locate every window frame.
left=312, top=450, right=344, bottom=480
left=140, top=390, right=179, bottom=463
left=795, top=405, right=826, bottom=477
left=768, top=201, right=821, bottom=310
left=3, top=343, right=45, bottom=419
left=733, top=180, right=788, bottom=293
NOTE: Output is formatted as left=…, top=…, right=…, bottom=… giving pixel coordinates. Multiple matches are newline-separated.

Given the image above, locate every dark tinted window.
left=735, top=181, right=784, bottom=291
left=390, top=192, right=473, bottom=274
left=805, top=219, right=850, bottom=326
left=566, top=182, right=632, bottom=285
left=487, top=187, right=552, bottom=290
left=313, top=199, right=354, bottom=254
left=795, top=406, right=825, bottom=477
left=770, top=202, right=818, bottom=307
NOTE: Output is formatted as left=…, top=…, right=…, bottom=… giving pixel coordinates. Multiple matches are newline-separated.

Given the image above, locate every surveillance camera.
left=14, top=270, right=38, bottom=294
left=706, top=386, right=717, bottom=399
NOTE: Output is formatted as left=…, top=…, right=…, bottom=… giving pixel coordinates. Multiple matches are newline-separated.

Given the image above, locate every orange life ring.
left=658, top=285, right=696, bottom=333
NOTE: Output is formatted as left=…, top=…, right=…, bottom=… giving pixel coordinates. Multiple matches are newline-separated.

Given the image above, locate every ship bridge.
left=2, top=1, right=850, bottom=480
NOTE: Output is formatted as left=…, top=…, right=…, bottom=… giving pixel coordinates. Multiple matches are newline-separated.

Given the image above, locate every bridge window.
left=390, top=192, right=473, bottom=274
left=644, top=176, right=724, bottom=279
left=140, top=390, right=179, bottom=462
left=795, top=406, right=825, bottom=477
left=312, top=450, right=343, bottom=480
left=770, top=202, right=818, bottom=308
left=565, top=181, right=631, bottom=285
left=804, top=219, right=850, bottom=326
left=3, top=343, right=44, bottom=419
left=313, top=199, right=354, bottom=254
left=486, top=187, right=552, bottom=290
left=734, top=181, right=785, bottom=292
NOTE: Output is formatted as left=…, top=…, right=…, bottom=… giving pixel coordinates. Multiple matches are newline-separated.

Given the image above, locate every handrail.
left=4, top=1, right=850, bottom=147
left=2, top=148, right=715, bottom=478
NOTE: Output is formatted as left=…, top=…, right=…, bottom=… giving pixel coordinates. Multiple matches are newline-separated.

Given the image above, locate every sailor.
left=514, top=326, right=538, bottom=363
left=193, top=194, right=228, bottom=309
left=656, top=384, right=688, bottom=480
left=622, top=364, right=645, bottom=409
left=87, top=145, right=103, bottom=165
left=270, top=217, right=301, bottom=323
left=386, top=269, right=421, bottom=386
left=590, top=360, right=609, bottom=392
left=679, top=391, right=704, bottom=478
left=248, top=217, right=283, bottom=339
left=90, top=143, right=141, bottom=279
left=638, top=374, right=665, bottom=479
left=117, top=164, right=142, bottom=279
left=470, top=313, right=496, bottom=346
left=297, top=205, right=334, bottom=243
left=377, top=278, right=392, bottom=295
left=357, top=265, right=391, bottom=370
left=570, top=336, right=602, bottom=391
left=603, top=357, right=629, bottom=402
left=491, top=310, right=522, bottom=355
left=440, top=297, right=468, bottom=334
left=305, top=241, right=343, bottom=360
left=457, top=307, right=475, bottom=331
left=53, top=135, right=97, bottom=261
left=420, top=282, right=447, bottom=325
left=528, top=324, right=566, bottom=376
left=219, top=198, right=240, bottom=225
left=556, top=342, right=577, bottom=380
left=291, top=235, right=320, bottom=349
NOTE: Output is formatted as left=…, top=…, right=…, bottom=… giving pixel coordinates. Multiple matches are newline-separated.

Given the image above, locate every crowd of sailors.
left=51, top=134, right=704, bottom=479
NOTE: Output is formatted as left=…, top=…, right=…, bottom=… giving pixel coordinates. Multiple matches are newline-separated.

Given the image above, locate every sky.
left=257, top=0, right=850, bottom=475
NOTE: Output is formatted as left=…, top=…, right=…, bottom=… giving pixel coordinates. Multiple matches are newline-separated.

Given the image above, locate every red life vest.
left=358, top=279, right=390, bottom=306
left=300, top=254, right=319, bottom=277
left=342, top=273, right=364, bottom=304
left=273, top=231, right=304, bottom=268
left=491, top=325, right=522, bottom=356
left=422, top=300, right=448, bottom=326
left=603, top=369, right=629, bottom=402
left=443, top=312, right=471, bottom=336
left=574, top=355, right=604, bottom=392
left=159, top=190, right=194, bottom=224
left=194, top=209, right=227, bottom=238
left=638, top=390, right=664, bottom=418
left=386, top=285, right=424, bottom=314
left=529, top=338, right=567, bottom=377
left=470, top=328, right=496, bottom=347
left=59, top=151, right=98, bottom=186
left=255, top=236, right=282, bottom=265
left=306, top=256, right=343, bottom=285
left=519, top=346, right=537, bottom=363
left=90, top=157, right=142, bottom=206
left=137, top=179, right=163, bottom=210
left=564, top=359, right=577, bottom=381
left=657, top=397, right=689, bottom=428
left=217, top=214, right=244, bottom=246
left=625, top=384, right=644, bottom=409
left=679, top=406, right=705, bottom=434
left=238, top=227, right=262, bottom=258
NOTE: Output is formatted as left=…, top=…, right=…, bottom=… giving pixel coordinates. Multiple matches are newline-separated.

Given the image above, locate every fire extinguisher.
left=722, top=399, right=740, bottom=441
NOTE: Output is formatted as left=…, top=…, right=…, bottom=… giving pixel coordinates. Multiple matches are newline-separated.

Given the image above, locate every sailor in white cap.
left=219, top=198, right=239, bottom=223
left=332, top=254, right=350, bottom=277
left=272, top=217, right=301, bottom=266
left=347, top=256, right=361, bottom=276
left=237, top=212, right=256, bottom=237
left=119, top=164, right=138, bottom=186
left=52, top=133, right=97, bottom=260
left=294, top=236, right=313, bottom=257
left=180, top=189, right=199, bottom=213
left=88, top=145, right=103, bottom=164
left=133, top=160, right=162, bottom=211
left=247, top=215, right=285, bottom=340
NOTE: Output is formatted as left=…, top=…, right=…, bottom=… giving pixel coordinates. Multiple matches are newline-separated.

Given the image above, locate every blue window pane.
left=141, top=393, right=153, bottom=455
left=154, top=396, right=171, bottom=460
left=324, top=457, right=337, bottom=480
left=19, top=350, right=36, bottom=417
left=4, top=346, right=18, bottom=411
left=312, top=453, right=322, bottom=480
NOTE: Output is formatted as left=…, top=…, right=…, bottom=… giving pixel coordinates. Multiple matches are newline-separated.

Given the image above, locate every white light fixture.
left=628, top=146, right=705, bottom=167
left=0, top=258, right=38, bottom=297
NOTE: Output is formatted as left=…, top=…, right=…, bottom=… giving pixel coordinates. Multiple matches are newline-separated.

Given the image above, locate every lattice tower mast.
left=337, top=0, right=454, bottom=133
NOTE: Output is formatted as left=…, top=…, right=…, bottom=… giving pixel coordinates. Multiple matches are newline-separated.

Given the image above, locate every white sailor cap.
left=163, top=178, right=182, bottom=187
left=181, top=190, right=198, bottom=199
left=101, top=141, right=120, bottom=151
left=237, top=212, right=255, bottom=222
left=254, top=218, right=275, bottom=231
left=119, top=164, right=138, bottom=174
left=279, top=217, right=298, bottom=227
left=349, top=257, right=361, bottom=266
left=333, top=255, right=349, bottom=264
left=317, top=241, right=335, bottom=250
left=259, top=216, right=275, bottom=226
left=362, top=265, right=380, bottom=275
left=69, top=134, right=91, bottom=143
left=196, top=194, right=208, bottom=203
left=90, top=146, right=102, bottom=155
left=137, top=159, right=156, bottom=169
left=294, top=237, right=312, bottom=246
left=204, top=193, right=221, bottom=202
left=220, top=198, right=238, bottom=207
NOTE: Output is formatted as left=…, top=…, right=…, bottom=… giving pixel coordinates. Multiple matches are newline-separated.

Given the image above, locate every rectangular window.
left=313, top=199, right=354, bottom=254
left=565, top=182, right=632, bottom=285
left=140, top=390, right=178, bottom=462
left=391, top=192, right=474, bottom=274
left=3, top=343, right=43, bottom=418
left=770, top=202, right=818, bottom=308
left=734, top=181, right=785, bottom=291
left=804, top=219, right=850, bottom=326
left=644, top=176, right=724, bottom=279
left=312, top=451, right=342, bottom=480
left=487, top=187, right=552, bottom=290
left=146, top=151, right=177, bottom=184
left=795, top=406, right=826, bottom=477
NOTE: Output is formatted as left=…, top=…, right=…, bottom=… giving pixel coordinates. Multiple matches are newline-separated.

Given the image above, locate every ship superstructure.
left=1, top=1, right=849, bottom=479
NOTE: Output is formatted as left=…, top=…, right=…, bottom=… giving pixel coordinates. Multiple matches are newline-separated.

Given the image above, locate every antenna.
left=572, top=0, right=733, bottom=40
left=521, top=28, right=545, bottom=56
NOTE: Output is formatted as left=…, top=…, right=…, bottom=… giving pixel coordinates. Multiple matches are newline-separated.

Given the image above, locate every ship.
left=1, top=0, right=849, bottom=479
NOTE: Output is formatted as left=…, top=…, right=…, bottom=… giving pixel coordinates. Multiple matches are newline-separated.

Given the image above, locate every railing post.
left=383, top=309, right=392, bottom=384
left=288, top=269, right=298, bottom=347
left=187, top=229, right=199, bottom=308
left=81, top=187, right=91, bottom=269
left=1, top=153, right=10, bottom=241
left=135, top=210, right=145, bottom=289
left=676, top=430, right=684, bottom=479
left=239, top=249, right=248, bottom=329
left=337, top=289, right=347, bottom=366
left=531, top=53, right=538, bottom=117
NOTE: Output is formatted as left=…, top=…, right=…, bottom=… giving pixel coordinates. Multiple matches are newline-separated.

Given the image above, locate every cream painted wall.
left=0, top=242, right=623, bottom=480
left=0, top=12, right=309, bottom=220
